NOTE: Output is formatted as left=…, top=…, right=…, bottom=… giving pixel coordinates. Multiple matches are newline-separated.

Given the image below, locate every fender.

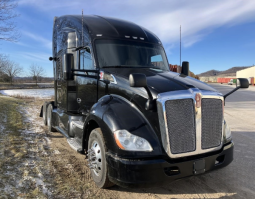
left=83, top=94, right=163, bottom=158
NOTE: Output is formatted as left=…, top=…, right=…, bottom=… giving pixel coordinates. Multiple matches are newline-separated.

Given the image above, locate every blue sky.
left=1, top=0, right=255, bottom=77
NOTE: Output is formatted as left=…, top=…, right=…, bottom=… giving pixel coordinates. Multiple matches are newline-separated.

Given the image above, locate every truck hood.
left=104, top=68, right=217, bottom=94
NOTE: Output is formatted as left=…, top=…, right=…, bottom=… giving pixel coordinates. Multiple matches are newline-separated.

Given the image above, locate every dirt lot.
left=0, top=84, right=254, bottom=199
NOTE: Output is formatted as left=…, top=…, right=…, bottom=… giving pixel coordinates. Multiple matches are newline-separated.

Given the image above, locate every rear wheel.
left=47, top=104, right=56, bottom=132
left=88, top=128, right=115, bottom=188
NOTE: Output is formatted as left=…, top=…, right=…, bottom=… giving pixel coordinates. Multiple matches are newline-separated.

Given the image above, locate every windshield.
left=95, top=39, right=169, bottom=71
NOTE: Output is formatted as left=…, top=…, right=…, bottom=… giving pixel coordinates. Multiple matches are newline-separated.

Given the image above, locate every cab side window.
left=80, top=48, right=93, bottom=70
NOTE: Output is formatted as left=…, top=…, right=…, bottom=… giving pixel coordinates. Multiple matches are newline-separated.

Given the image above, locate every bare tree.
left=0, top=54, right=8, bottom=70
left=0, top=0, right=20, bottom=42
left=1, top=57, right=22, bottom=84
left=29, top=63, right=45, bottom=85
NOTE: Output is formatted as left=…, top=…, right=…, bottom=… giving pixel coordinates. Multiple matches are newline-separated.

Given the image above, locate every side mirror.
left=129, top=73, right=147, bottom=87
left=224, top=78, right=249, bottom=101
left=63, top=53, right=74, bottom=80
left=129, top=73, right=155, bottom=111
left=181, top=61, right=189, bottom=76
left=236, top=78, right=249, bottom=88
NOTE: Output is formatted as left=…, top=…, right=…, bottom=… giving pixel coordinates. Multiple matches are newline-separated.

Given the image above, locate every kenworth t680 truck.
left=41, top=15, right=249, bottom=188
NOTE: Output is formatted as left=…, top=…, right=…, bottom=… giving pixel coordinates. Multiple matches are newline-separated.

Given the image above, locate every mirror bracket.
left=224, top=86, right=240, bottom=100
left=49, top=57, right=57, bottom=61
left=223, top=78, right=249, bottom=103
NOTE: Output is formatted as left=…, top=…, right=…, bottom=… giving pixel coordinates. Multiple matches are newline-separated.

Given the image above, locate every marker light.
left=195, top=93, right=201, bottom=108
left=114, top=130, right=153, bottom=152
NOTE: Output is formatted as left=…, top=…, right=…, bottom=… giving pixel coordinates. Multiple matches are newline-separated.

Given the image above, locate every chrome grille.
left=201, top=99, right=223, bottom=149
left=165, top=99, right=196, bottom=154
left=157, top=89, right=224, bottom=158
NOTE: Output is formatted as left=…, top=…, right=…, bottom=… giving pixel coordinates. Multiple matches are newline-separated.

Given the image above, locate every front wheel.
left=88, top=128, right=115, bottom=188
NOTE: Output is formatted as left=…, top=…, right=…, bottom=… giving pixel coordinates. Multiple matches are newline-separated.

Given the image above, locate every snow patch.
left=0, top=89, right=54, bottom=99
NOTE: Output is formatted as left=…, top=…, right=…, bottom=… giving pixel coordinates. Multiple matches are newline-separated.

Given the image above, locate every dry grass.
left=0, top=96, right=54, bottom=198
left=0, top=96, right=120, bottom=199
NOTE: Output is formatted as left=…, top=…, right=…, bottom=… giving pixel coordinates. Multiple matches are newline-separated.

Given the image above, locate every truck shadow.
left=46, top=133, right=65, bottom=139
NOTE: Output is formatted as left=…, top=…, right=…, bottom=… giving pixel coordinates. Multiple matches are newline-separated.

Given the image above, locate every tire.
left=88, top=128, right=115, bottom=188
left=47, top=104, right=56, bottom=132
left=43, top=102, right=48, bottom=126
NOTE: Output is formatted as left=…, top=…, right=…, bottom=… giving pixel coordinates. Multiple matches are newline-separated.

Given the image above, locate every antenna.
left=180, top=25, right=181, bottom=67
left=82, top=9, right=84, bottom=46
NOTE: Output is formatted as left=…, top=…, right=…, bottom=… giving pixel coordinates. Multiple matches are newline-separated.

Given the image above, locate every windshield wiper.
left=102, top=65, right=123, bottom=68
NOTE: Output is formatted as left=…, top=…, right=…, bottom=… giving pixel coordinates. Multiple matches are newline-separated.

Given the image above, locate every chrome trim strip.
left=157, top=88, right=224, bottom=158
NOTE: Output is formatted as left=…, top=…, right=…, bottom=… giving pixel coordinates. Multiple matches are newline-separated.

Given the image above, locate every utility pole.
left=180, top=25, right=181, bottom=67
left=82, top=9, right=84, bottom=46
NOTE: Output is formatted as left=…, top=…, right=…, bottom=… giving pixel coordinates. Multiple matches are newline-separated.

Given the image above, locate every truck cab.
left=41, top=15, right=249, bottom=188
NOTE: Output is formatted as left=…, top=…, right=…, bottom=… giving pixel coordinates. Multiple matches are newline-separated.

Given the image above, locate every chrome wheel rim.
left=88, top=141, right=102, bottom=176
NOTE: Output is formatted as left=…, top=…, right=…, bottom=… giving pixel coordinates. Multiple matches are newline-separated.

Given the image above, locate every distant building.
left=169, top=64, right=181, bottom=73
left=200, top=76, right=219, bottom=83
left=236, top=66, right=255, bottom=85
left=199, top=66, right=252, bottom=83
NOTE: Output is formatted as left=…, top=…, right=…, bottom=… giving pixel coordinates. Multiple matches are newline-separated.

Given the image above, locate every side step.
left=67, top=138, right=84, bottom=154
left=55, top=123, right=84, bottom=154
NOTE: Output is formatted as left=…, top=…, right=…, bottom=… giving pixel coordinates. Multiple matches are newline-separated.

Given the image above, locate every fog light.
left=215, top=155, right=225, bottom=165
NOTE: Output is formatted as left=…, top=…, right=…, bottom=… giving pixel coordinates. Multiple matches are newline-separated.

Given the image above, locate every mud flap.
left=39, top=105, right=43, bottom=117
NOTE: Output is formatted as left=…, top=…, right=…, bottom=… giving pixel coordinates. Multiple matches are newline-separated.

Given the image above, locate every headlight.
left=224, top=121, right=232, bottom=140
left=114, top=130, right=153, bottom=152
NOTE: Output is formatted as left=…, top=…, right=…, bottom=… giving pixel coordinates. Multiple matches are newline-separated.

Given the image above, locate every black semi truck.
left=41, top=15, right=249, bottom=188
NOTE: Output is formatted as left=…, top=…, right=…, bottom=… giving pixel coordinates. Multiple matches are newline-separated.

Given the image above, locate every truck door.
left=56, top=50, right=68, bottom=110
left=76, top=48, right=97, bottom=113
